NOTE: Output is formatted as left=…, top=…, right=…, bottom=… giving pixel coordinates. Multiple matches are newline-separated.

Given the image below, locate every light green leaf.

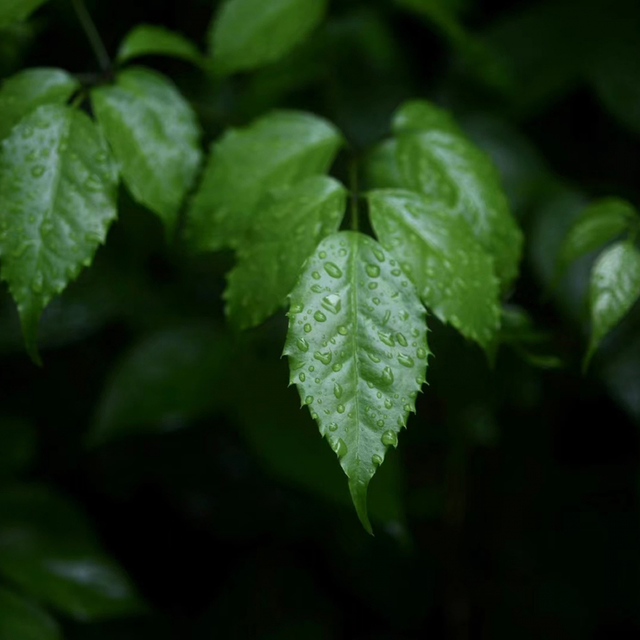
left=116, top=24, right=205, bottom=66
left=0, top=68, right=79, bottom=141
left=210, top=0, right=327, bottom=75
left=225, top=176, right=346, bottom=329
left=556, top=198, right=637, bottom=279
left=0, top=104, right=118, bottom=363
left=391, top=101, right=523, bottom=290
left=0, top=587, right=61, bottom=640
left=368, top=189, right=500, bottom=348
left=284, top=231, right=429, bottom=533
left=0, top=0, right=48, bottom=28
left=586, top=242, right=640, bottom=368
left=0, top=484, right=143, bottom=621
left=91, top=67, right=202, bottom=235
left=392, top=99, right=463, bottom=136
left=187, top=110, right=342, bottom=252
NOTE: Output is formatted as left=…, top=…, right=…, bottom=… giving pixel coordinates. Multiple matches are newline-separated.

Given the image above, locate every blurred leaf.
left=209, top=0, right=328, bottom=75
left=0, top=586, right=61, bottom=640
left=368, top=189, right=500, bottom=348
left=0, top=104, right=118, bottom=363
left=0, top=68, right=79, bottom=141
left=116, top=24, right=205, bottom=66
left=363, top=140, right=404, bottom=190
left=0, top=484, right=143, bottom=621
left=284, top=231, right=428, bottom=533
left=601, top=332, right=640, bottom=423
left=225, top=176, right=346, bottom=329
left=0, top=0, right=48, bottom=28
left=0, top=418, right=36, bottom=479
left=91, top=67, right=202, bottom=235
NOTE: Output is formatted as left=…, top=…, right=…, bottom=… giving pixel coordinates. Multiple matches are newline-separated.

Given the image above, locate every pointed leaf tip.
left=349, top=476, right=374, bottom=535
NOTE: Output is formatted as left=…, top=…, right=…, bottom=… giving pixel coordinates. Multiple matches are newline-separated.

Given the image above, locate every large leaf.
left=284, top=231, right=429, bottom=533
left=0, top=104, right=118, bottom=363
left=586, top=242, right=640, bottom=366
left=0, top=587, right=61, bottom=640
left=368, top=189, right=501, bottom=348
left=0, top=484, right=142, bottom=621
left=116, top=25, right=205, bottom=66
left=187, top=110, right=342, bottom=252
left=225, top=176, right=346, bottom=329
left=91, top=67, right=202, bottom=235
left=391, top=101, right=523, bottom=290
left=555, top=198, right=637, bottom=280
left=0, top=68, right=79, bottom=141
left=0, top=0, right=48, bottom=28
left=209, top=0, right=327, bottom=75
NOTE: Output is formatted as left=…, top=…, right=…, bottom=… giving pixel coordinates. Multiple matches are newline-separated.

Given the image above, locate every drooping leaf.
left=116, top=24, right=205, bottom=66
left=368, top=189, right=500, bottom=348
left=0, top=587, right=61, bottom=640
left=586, top=242, right=640, bottom=367
left=187, top=110, right=342, bottom=252
left=91, top=67, right=202, bottom=235
left=556, top=198, right=637, bottom=280
left=0, top=104, right=118, bottom=363
left=284, top=231, right=429, bottom=533
left=225, top=176, right=346, bottom=329
left=209, top=0, right=327, bottom=75
left=0, top=0, right=48, bottom=28
left=0, top=68, right=79, bottom=141
left=391, top=100, right=523, bottom=290
left=0, top=484, right=143, bottom=621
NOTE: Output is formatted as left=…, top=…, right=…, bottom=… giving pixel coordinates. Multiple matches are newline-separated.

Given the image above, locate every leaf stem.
left=349, top=156, right=359, bottom=231
left=71, top=0, right=111, bottom=74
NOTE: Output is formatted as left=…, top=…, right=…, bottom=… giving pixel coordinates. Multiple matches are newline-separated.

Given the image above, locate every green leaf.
left=556, top=198, right=637, bottom=280
left=0, top=0, right=48, bottom=28
left=225, top=176, right=346, bottom=329
left=0, top=104, right=118, bottom=363
left=0, top=484, right=143, bottom=621
left=363, top=140, right=404, bottom=190
left=209, top=0, right=327, bottom=75
left=89, top=325, right=230, bottom=446
left=284, top=231, right=429, bottom=533
left=0, top=587, right=61, bottom=640
left=116, top=24, right=205, bottom=66
left=187, top=110, right=342, bottom=252
left=391, top=101, right=523, bottom=290
left=0, top=68, right=79, bottom=141
left=368, top=189, right=500, bottom=348
left=91, top=67, right=202, bottom=235
left=586, top=242, right=640, bottom=368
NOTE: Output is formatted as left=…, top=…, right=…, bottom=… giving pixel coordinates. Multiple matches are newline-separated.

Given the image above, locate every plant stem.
left=349, top=157, right=359, bottom=231
left=71, top=0, right=111, bottom=74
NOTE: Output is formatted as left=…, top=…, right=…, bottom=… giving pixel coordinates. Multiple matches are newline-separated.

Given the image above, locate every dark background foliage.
left=1, top=0, right=640, bottom=638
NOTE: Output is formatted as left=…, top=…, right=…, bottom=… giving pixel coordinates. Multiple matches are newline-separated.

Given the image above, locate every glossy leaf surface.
left=116, top=24, right=205, bottom=66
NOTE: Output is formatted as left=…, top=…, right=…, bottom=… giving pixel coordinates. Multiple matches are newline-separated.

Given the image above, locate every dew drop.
left=314, top=310, right=326, bottom=323
left=299, top=373, right=306, bottom=382
left=372, top=247, right=385, bottom=262
left=311, top=284, right=323, bottom=293
left=305, top=395, right=314, bottom=405
left=417, top=347, right=428, bottom=360
left=333, top=438, right=348, bottom=458
left=322, top=294, right=342, bottom=314
left=333, top=382, right=343, bottom=399
left=312, top=271, right=321, bottom=280
left=398, top=354, right=414, bottom=367
left=396, top=333, right=408, bottom=347
left=296, top=337, right=309, bottom=352
left=313, top=350, right=332, bottom=365
left=384, top=398, right=393, bottom=409
left=381, top=430, right=398, bottom=447
left=304, top=323, right=312, bottom=333
left=332, top=363, right=342, bottom=372
left=31, top=165, right=45, bottom=178
left=378, top=332, right=395, bottom=347
left=381, top=366, right=394, bottom=385
left=324, top=262, right=342, bottom=278
left=328, top=422, right=338, bottom=432
left=337, top=404, right=345, bottom=414
left=365, top=264, right=380, bottom=278
left=368, top=282, right=378, bottom=290
left=372, top=454, right=383, bottom=466
left=337, top=325, right=348, bottom=336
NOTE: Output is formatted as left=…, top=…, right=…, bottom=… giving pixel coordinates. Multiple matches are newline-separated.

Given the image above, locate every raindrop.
left=337, top=325, right=348, bottom=336
left=324, top=262, right=342, bottom=278
left=396, top=333, right=408, bottom=347
left=296, top=338, right=309, bottom=352
left=332, top=363, right=342, bottom=372
left=328, top=422, right=338, bottom=432
left=372, top=454, right=383, bottom=465
left=381, top=366, right=394, bottom=385
left=313, top=350, right=332, bottom=365
left=381, top=431, right=398, bottom=447
left=337, top=404, right=345, bottom=414
left=299, top=373, right=306, bottom=382
left=398, top=354, right=414, bottom=367
left=304, top=323, right=312, bottom=333
left=322, top=294, right=341, bottom=314
left=305, top=395, right=314, bottom=405
left=333, top=383, right=343, bottom=399
left=314, top=310, right=326, bottom=323
left=31, top=165, right=45, bottom=178
left=365, top=264, right=380, bottom=278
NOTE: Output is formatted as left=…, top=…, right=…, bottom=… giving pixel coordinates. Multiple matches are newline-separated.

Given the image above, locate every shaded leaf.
left=225, top=176, right=346, bottom=329
left=284, top=231, right=429, bottom=533
left=368, top=189, right=500, bottom=348
left=116, top=24, right=205, bottom=66
left=0, top=104, right=118, bottom=363
left=91, top=67, right=201, bottom=234
left=363, top=139, right=404, bottom=191
left=0, top=0, right=48, bottom=28
left=210, top=0, right=327, bottom=75
left=0, top=587, right=61, bottom=640
left=187, top=110, right=342, bottom=252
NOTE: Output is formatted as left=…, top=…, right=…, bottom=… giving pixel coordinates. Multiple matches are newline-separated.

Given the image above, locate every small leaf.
left=0, top=0, right=48, bottom=28
left=284, top=231, right=429, bottom=533
left=0, top=104, right=118, bottom=363
left=368, top=189, right=500, bottom=348
left=586, top=242, right=640, bottom=368
left=116, top=24, right=205, bottom=66
left=210, top=0, right=327, bottom=75
left=0, top=68, right=79, bottom=141
left=0, top=587, right=61, bottom=640
left=225, top=176, right=346, bottom=329
left=91, top=67, right=202, bottom=235
left=187, top=110, right=342, bottom=252
left=555, top=198, right=637, bottom=279
left=391, top=100, right=523, bottom=290
left=0, top=484, right=143, bottom=621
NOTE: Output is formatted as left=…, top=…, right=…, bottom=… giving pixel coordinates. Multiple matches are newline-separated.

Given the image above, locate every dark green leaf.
left=187, top=110, right=342, bottom=252
left=91, top=67, right=202, bottom=234
left=225, top=176, right=346, bottom=329
left=0, top=484, right=143, bottom=621
left=0, top=0, right=48, bottom=28
left=363, top=139, right=404, bottom=191
left=0, top=587, right=61, bottom=640
left=284, top=231, right=429, bottom=533
left=368, top=189, right=501, bottom=348
left=116, top=24, right=205, bottom=66
left=210, top=0, right=327, bottom=75
left=0, top=104, right=118, bottom=363
left=0, top=68, right=79, bottom=141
